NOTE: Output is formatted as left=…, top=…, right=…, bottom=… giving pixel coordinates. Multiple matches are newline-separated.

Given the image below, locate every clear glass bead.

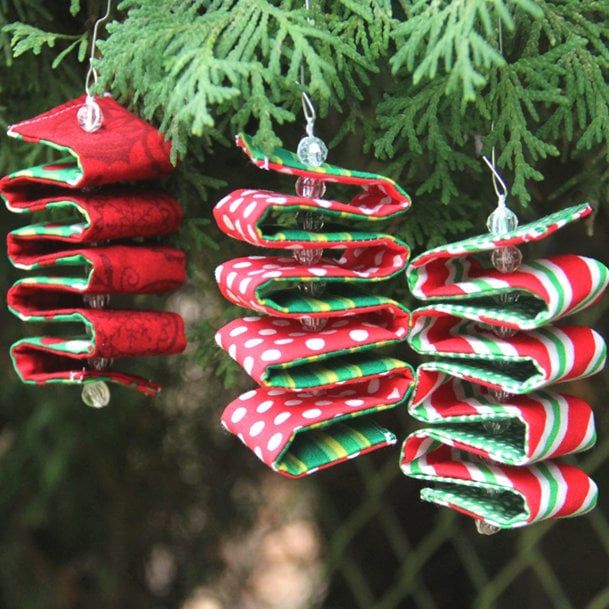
left=486, top=206, right=519, bottom=235
left=494, top=291, right=520, bottom=305
left=293, top=248, right=323, bottom=265
left=491, top=389, right=512, bottom=402
left=300, top=317, right=328, bottom=332
left=81, top=380, right=111, bottom=408
left=295, top=176, right=326, bottom=199
left=297, top=136, right=328, bottom=166
left=492, top=326, right=517, bottom=338
left=476, top=520, right=501, bottom=535
left=296, top=210, right=325, bottom=232
left=77, top=98, right=104, bottom=133
left=298, top=282, right=326, bottom=297
left=491, top=246, right=522, bottom=273
left=483, top=419, right=511, bottom=434
left=90, top=357, right=113, bottom=371
left=84, top=293, right=110, bottom=308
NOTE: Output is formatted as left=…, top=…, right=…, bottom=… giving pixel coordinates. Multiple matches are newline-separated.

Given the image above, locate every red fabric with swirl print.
left=2, top=97, right=186, bottom=397
left=3, top=95, right=174, bottom=188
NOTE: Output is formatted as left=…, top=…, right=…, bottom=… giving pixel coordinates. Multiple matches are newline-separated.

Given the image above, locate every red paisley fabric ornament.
left=1, top=96, right=186, bottom=397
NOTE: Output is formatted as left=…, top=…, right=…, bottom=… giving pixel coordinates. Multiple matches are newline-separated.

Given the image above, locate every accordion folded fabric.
left=408, top=204, right=608, bottom=329
left=409, top=313, right=606, bottom=393
left=1, top=96, right=186, bottom=396
left=213, top=134, right=414, bottom=476
left=222, top=376, right=413, bottom=478
left=401, top=438, right=597, bottom=528
left=7, top=245, right=185, bottom=296
left=406, top=373, right=595, bottom=465
left=10, top=309, right=185, bottom=389
left=0, top=94, right=173, bottom=190
left=4, top=188, right=183, bottom=251
left=401, top=204, right=607, bottom=528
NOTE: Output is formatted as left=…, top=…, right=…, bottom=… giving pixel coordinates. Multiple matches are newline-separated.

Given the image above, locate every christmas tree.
left=0, top=1, right=608, bottom=608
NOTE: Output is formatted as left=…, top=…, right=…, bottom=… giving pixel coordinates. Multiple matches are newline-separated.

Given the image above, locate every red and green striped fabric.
left=401, top=437, right=597, bottom=528
left=408, top=313, right=606, bottom=393
left=213, top=134, right=414, bottom=476
left=407, top=204, right=608, bottom=329
left=401, top=206, right=607, bottom=529
left=406, top=372, right=595, bottom=465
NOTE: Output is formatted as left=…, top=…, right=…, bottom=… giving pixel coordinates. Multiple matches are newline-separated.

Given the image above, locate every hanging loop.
left=84, top=0, right=112, bottom=97
left=482, top=151, right=508, bottom=207
left=301, top=90, right=316, bottom=137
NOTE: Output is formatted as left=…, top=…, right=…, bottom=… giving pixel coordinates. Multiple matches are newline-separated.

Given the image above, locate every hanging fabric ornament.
left=1, top=96, right=187, bottom=402
left=213, top=133, right=414, bottom=477
left=400, top=202, right=608, bottom=530
left=0, top=3, right=187, bottom=404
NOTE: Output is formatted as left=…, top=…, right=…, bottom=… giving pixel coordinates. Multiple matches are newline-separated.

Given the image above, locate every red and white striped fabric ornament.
left=401, top=203, right=608, bottom=530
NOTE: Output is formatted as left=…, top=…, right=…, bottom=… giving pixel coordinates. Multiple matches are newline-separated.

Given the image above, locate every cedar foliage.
left=1, top=1, right=609, bottom=608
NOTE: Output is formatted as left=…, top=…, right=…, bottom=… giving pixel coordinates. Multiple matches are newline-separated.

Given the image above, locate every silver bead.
left=84, top=294, right=110, bottom=308
left=491, top=389, right=512, bottom=402
left=494, top=291, right=520, bottom=305
left=486, top=206, right=519, bottom=235
left=81, top=381, right=111, bottom=408
left=293, top=248, right=323, bottom=265
left=491, top=246, right=522, bottom=273
left=300, top=317, right=328, bottom=331
left=476, top=520, right=501, bottom=535
left=297, top=136, right=328, bottom=166
left=295, top=176, right=326, bottom=198
left=77, top=98, right=103, bottom=133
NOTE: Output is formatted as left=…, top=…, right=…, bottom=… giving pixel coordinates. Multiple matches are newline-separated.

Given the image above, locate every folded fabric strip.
left=7, top=245, right=185, bottom=298
left=8, top=308, right=185, bottom=394
left=4, top=188, right=183, bottom=249
left=216, top=313, right=411, bottom=390
left=406, top=372, right=595, bottom=465
left=236, top=134, right=408, bottom=202
left=401, top=439, right=597, bottom=528
left=213, top=134, right=414, bottom=476
left=408, top=312, right=606, bottom=393
left=401, top=205, right=607, bottom=529
left=407, top=204, right=608, bottom=328
left=0, top=95, right=173, bottom=189
left=223, top=376, right=413, bottom=478
left=2, top=97, right=186, bottom=396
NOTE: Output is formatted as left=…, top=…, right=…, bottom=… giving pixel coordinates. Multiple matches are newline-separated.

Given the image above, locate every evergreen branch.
left=98, top=0, right=377, bottom=156
left=390, top=0, right=542, bottom=101
left=1, top=22, right=80, bottom=57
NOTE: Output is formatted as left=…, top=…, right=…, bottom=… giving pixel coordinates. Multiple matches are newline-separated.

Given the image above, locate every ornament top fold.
left=2, top=95, right=174, bottom=189
left=409, top=203, right=591, bottom=269
left=236, top=133, right=411, bottom=211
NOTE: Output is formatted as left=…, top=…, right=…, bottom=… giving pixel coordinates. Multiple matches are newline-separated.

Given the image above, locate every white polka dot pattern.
left=211, top=133, right=416, bottom=477
left=222, top=376, right=413, bottom=469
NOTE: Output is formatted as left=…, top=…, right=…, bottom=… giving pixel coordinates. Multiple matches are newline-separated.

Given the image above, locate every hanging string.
left=475, top=17, right=519, bottom=535
left=84, top=0, right=112, bottom=96
left=294, top=0, right=329, bottom=331
left=77, top=0, right=113, bottom=133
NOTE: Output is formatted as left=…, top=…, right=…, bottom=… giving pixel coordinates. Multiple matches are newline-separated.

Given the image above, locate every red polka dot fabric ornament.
left=0, top=95, right=187, bottom=405
left=213, top=134, right=414, bottom=477
left=401, top=203, right=608, bottom=531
